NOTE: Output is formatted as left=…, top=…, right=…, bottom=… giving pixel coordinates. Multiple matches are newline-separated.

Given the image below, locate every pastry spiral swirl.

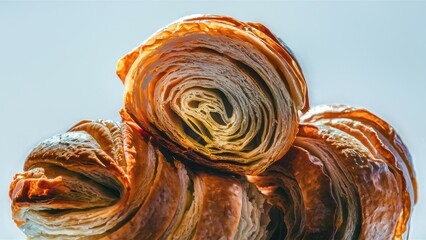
left=9, top=120, right=272, bottom=239
left=248, top=105, right=417, bottom=240
left=118, top=15, right=309, bottom=175
left=8, top=13, right=417, bottom=239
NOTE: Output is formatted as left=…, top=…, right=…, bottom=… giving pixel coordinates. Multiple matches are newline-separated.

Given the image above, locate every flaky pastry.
left=10, top=120, right=273, bottom=239
left=248, top=105, right=417, bottom=240
left=118, top=15, right=309, bottom=175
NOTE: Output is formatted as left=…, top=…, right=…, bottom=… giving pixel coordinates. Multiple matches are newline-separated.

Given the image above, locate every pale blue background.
left=1, top=1, right=425, bottom=239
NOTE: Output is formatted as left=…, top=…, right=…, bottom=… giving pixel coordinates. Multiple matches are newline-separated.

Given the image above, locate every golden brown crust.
left=248, top=144, right=359, bottom=240
left=248, top=105, right=416, bottom=240
left=118, top=14, right=308, bottom=175
left=106, top=151, right=184, bottom=240
left=192, top=172, right=242, bottom=239
left=301, top=105, right=416, bottom=239
left=284, top=146, right=338, bottom=239
left=297, top=124, right=402, bottom=240
left=10, top=119, right=271, bottom=239
left=8, top=13, right=416, bottom=239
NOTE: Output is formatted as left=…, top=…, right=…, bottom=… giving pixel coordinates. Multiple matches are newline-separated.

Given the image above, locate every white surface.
left=1, top=1, right=425, bottom=239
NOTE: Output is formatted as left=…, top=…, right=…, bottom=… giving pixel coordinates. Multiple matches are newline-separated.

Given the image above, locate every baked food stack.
left=9, top=15, right=416, bottom=239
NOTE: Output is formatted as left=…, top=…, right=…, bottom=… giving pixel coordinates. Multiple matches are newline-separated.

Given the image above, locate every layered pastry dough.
left=248, top=105, right=417, bottom=240
left=9, top=120, right=272, bottom=239
left=118, top=15, right=309, bottom=175
left=9, top=14, right=417, bottom=240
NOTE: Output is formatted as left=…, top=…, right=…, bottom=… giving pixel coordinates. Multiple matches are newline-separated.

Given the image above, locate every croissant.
left=248, top=105, right=417, bottom=240
left=9, top=119, right=275, bottom=239
left=117, top=15, right=309, bottom=175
